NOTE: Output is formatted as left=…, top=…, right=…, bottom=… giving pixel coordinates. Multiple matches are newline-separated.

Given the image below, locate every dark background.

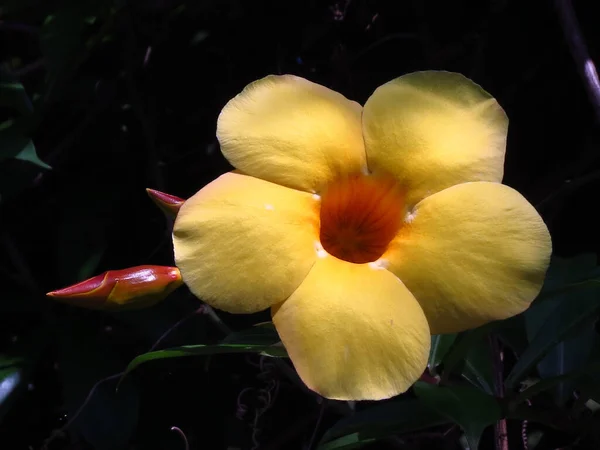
left=1, top=0, right=600, bottom=449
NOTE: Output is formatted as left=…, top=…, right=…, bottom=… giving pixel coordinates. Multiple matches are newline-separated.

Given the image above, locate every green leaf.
left=57, top=318, right=138, bottom=450
left=121, top=343, right=288, bottom=382
left=413, top=382, right=501, bottom=450
left=13, top=138, right=51, bottom=169
left=318, top=399, right=448, bottom=450
left=534, top=255, right=600, bottom=306
left=461, top=338, right=494, bottom=395
left=0, top=127, right=50, bottom=168
left=40, top=1, right=114, bottom=97
left=537, top=325, right=595, bottom=406
left=41, top=9, right=85, bottom=89
left=322, top=434, right=379, bottom=450
left=525, top=261, right=599, bottom=406
left=319, top=434, right=377, bottom=450
left=0, top=361, right=24, bottom=422
left=0, top=158, right=45, bottom=203
left=0, top=82, right=33, bottom=115
left=511, top=361, right=600, bottom=405
left=506, top=283, right=600, bottom=389
left=0, top=328, right=49, bottom=421
left=496, top=315, right=528, bottom=356
left=73, top=377, right=139, bottom=450
left=541, top=254, right=598, bottom=292
left=573, top=369, right=600, bottom=404
left=441, top=320, right=502, bottom=377
left=0, top=356, right=25, bottom=369
left=221, top=322, right=280, bottom=346
left=428, top=334, right=457, bottom=375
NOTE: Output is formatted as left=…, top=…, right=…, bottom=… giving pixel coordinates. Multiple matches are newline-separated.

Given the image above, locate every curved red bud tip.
left=47, top=265, right=183, bottom=311
left=146, top=188, right=185, bottom=217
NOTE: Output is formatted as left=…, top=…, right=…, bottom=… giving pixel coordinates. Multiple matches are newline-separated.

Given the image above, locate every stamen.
left=314, top=241, right=328, bottom=259
left=368, top=259, right=390, bottom=270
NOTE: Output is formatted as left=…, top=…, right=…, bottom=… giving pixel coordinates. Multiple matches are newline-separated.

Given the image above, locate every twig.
left=42, top=307, right=209, bottom=448
left=41, top=373, right=123, bottom=449
left=149, top=306, right=207, bottom=351
left=170, top=426, right=190, bottom=450
left=247, top=358, right=281, bottom=450
left=490, top=335, right=509, bottom=450
left=555, top=0, right=600, bottom=124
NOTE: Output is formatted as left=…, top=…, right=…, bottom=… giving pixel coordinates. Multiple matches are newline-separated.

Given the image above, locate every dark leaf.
left=428, top=334, right=457, bottom=376
left=318, top=399, right=448, bottom=450
left=0, top=82, right=33, bottom=115
left=72, top=376, right=139, bottom=450
left=319, top=434, right=377, bottom=450
left=413, top=382, right=501, bottom=450
left=541, top=254, right=598, bottom=292
left=40, top=1, right=113, bottom=97
left=506, top=283, right=600, bottom=389
left=441, top=320, right=503, bottom=377
left=57, top=317, right=138, bottom=450
left=0, top=362, right=25, bottom=422
left=121, top=343, right=288, bottom=383
left=496, top=315, right=528, bottom=356
left=221, top=322, right=280, bottom=346
left=0, top=158, right=44, bottom=203
left=0, top=128, right=50, bottom=168
left=524, top=256, right=600, bottom=405
left=512, top=361, right=600, bottom=405
left=461, top=338, right=494, bottom=395
left=0, top=328, right=49, bottom=421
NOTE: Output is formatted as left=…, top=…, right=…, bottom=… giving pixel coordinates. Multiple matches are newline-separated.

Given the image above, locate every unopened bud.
left=146, top=188, right=185, bottom=217
left=47, top=265, right=183, bottom=310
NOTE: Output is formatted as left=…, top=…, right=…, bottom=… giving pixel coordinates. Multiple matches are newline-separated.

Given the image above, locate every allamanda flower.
left=172, top=71, right=551, bottom=401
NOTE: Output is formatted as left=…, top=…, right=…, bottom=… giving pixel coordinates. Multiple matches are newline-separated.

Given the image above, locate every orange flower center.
left=319, top=173, right=405, bottom=264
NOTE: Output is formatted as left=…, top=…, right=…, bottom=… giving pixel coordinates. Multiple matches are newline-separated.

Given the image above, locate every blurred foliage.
left=2, top=0, right=600, bottom=449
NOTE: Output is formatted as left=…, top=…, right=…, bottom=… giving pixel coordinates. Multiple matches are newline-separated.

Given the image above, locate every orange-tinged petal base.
left=319, top=173, right=405, bottom=264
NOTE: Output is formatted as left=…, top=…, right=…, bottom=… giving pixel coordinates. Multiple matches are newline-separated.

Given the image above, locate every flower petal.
left=272, top=256, right=430, bottom=400
left=217, top=75, right=366, bottom=193
left=363, top=71, right=508, bottom=207
left=384, top=182, right=551, bottom=335
left=173, top=171, right=319, bottom=313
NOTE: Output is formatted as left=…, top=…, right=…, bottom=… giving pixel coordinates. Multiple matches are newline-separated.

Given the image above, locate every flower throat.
left=319, top=173, right=405, bottom=264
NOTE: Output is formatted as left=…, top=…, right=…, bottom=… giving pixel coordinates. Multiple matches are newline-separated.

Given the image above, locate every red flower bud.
left=146, top=188, right=185, bottom=217
left=47, top=265, right=183, bottom=310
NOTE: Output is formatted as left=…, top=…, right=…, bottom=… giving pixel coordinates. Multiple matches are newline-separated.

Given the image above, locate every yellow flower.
left=172, top=71, right=552, bottom=401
